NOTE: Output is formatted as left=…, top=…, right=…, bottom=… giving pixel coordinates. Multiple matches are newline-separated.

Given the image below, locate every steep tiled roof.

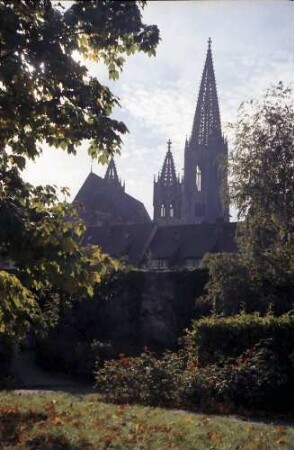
left=74, top=172, right=151, bottom=225
left=85, top=223, right=155, bottom=265
left=85, top=221, right=237, bottom=266
left=149, top=222, right=236, bottom=264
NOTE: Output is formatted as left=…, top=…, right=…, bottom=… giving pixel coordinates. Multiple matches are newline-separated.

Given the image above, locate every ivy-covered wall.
left=37, top=269, right=208, bottom=378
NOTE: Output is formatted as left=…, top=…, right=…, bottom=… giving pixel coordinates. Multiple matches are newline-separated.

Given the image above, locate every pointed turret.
left=153, top=139, right=182, bottom=225
left=159, top=139, right=177, bottom=186
left=104, top=157, right=119, bottom=183
left=191, top=38, right=221, bottom=145
left=104, top=157, right=125, bottom=191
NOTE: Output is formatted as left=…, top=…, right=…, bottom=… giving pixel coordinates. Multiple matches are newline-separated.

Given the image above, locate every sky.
left=23, top=0, right=294, bottom=220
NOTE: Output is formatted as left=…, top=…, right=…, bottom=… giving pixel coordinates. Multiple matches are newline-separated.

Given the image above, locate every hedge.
left=189, top=313, right=294, bottom=366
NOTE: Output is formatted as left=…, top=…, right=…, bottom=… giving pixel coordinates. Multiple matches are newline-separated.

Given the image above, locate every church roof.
left=84, top=221, right=237, bottom=267
left=149, top=222, right=236, bottom=263
left=85, top=223, right=155, bottom=265
left=74, top=172, right=151, bottom=225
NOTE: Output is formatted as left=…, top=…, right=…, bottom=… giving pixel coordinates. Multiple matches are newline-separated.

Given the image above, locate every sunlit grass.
left=0, top=391, right=293, bottom=449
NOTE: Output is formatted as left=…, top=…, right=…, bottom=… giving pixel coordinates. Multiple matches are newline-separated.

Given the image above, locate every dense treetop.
left=0, top=0, right=159, bottom=162
left=0, top=0, right=159, bottom=336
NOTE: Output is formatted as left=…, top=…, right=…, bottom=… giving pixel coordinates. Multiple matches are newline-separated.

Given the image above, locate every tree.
left=203, top=83, right=294, bottom=315
left=0, top=0, right=160, bottom=336
left=230, top=83, right=294, bottom=258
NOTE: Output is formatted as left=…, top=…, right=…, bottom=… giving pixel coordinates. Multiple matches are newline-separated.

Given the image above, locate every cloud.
left=23, top=0, right=294, bottom=219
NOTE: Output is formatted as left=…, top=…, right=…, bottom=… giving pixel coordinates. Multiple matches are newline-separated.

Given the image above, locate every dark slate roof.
left=84, top=221, right=237, bottom=266
left=149, top=222, right=237, bottom=264
left=74, top=172, right=151, bottom=224
left=85, top=223, right=155, bottom=265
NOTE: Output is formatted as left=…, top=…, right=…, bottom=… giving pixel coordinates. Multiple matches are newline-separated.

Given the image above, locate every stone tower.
left=182, top=38, right=229, bottom=224
left=153, top=139, right=182, bottom=225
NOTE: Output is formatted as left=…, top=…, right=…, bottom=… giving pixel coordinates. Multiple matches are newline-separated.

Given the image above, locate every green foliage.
left=203, top=84, right=294, bottom=313
left=0, top=166, right=117, bottom=335
left=95, top=314, right=294, bottom=413
left=187, top=313, right=294, bottom=366
left=202, top=252, right=294, bottom=315
left=180, top=340, right=294, bottom=412
left=95, top=350, right=186, bottom=406
left=0, top=1, right=159, bottom=335
left=230, top=83, right=294, bottom=252
left=35, top=270, right=145, bottom=378
left=0, top=0, right=160, bottom=160
left=35, top=269, right=208, bottom=379
left=221, top=338, right=294, bottom=410
left=202, top=253, right=254, bottom=315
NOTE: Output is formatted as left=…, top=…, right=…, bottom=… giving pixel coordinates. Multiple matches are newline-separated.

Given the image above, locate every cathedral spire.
left=153, top=139, right=182, bottom=224
left=191, top=38, right=221, bottom=145
left=159, top=139, right=177, bottom=185
left=104, top=157, right=120, bottom=186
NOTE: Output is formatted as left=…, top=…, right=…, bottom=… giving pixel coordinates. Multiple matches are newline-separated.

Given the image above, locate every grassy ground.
left=0, top=391, right=293, bottom=450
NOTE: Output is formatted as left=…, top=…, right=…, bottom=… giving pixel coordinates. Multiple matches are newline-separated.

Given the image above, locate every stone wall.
left=90, top=269, right=208, bottom=351
left=36, top=269, right=208, bottom=377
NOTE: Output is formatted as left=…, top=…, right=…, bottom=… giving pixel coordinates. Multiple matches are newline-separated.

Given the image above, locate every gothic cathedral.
left=153, top=39, right=229, bottom=225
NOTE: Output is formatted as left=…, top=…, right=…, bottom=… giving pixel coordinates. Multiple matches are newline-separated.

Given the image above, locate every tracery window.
left=160, top=204, right=166, bottom=217
left=169, top=203, right=174, bottom=218
left=196, top=165, right=202, bottom=191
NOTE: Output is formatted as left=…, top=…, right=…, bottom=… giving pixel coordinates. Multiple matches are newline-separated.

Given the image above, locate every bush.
left=95, top=314, right=294, bottom=414
left=188, top=313, right=294, bottom=366
left=224, top=338, right=294, bottom=411
left=181, top=339, right=294, bottom=413
left=95, top=350, right=185, bottom=406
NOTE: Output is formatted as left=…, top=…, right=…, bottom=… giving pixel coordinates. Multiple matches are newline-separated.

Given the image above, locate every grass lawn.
left=0, top=391, right=293, bottom=449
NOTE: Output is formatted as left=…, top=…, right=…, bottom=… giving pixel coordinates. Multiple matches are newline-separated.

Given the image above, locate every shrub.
left=95, top=314, right=294, bottom=413
left=224, top=338, right=294, bottom=411
left=95, top=350, right=185, bottom=406
left=181, top=339, right=294, bottom=413
left=188, top=313, right=294, bottom=366
left=95, top=335, right=294, bottom=413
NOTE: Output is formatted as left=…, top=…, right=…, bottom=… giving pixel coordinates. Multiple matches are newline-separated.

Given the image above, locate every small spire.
left=104, top=157, right=120, bottom=185
left=159, top=140, right=177, bottom=186
left=208, top=37, right=212, bottom=49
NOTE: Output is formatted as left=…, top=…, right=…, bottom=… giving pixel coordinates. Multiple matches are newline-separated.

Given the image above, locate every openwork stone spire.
left=191, top=38, right=221, bottom=145
left=104, top=157, right=119, bottom=183
left=160, top=139, right=177, bottom=185
left=153, top=139, right=182, bottom=223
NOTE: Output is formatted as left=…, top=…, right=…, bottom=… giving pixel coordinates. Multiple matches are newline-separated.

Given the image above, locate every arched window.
left=196, top=165, right=201, bottom=191
left=160, top=204, right=165, bottom=217
left=169, top=203, right=174, bottom=218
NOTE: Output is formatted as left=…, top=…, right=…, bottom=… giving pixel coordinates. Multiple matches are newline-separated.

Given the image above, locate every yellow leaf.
left=52, top=416, right=65, bottom=425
